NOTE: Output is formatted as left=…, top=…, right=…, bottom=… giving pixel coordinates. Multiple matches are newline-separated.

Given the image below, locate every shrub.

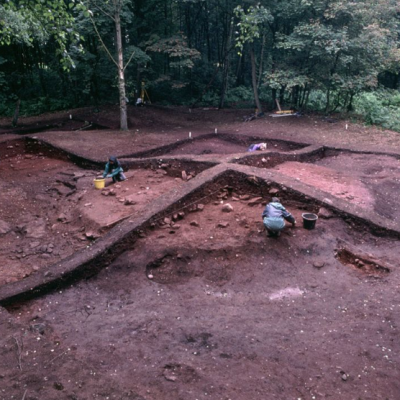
left=354, top=90, right=400, bottom=132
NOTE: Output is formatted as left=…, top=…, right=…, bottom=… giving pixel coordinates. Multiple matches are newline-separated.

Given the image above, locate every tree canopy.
left=0, top=0, right=399, bottom=128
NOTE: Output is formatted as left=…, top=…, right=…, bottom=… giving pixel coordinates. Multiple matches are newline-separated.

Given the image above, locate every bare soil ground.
left=0, top=105, right=399, bottom=400
left=0, top=152, right=183, bottom=285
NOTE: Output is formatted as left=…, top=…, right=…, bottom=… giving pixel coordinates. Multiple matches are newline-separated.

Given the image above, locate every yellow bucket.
left=94, top=178, right=105, bottom=190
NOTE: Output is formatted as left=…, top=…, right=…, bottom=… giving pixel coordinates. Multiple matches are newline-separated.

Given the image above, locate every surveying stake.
left=140, top=81, right=151, bottom=104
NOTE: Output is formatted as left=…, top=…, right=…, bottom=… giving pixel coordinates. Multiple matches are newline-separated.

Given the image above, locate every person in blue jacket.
left=262, top=197, right=295, bottom=237
left=102, top=156, right=127, bottom=182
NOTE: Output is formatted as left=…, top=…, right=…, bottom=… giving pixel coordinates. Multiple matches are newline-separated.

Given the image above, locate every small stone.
left=178, top=212, right=185, bottom=219
left=269, top=188, right=279, bottom=195
left=313, top=261, right=325, bottom=269
left=57, top=213, right=67, bottom=222
left=222, top=203, right=234, bottom=213
left=84, top=203, right=92, bottom=207
left=318, top=207, right=333, bottom=219
left=239, top=194, right=250, bottom=200
left=341, top=373, right=348, bottom=381
left=248, top=197, right=263, bottom=206
left=197, top=204, right=204, bottom=211
left=0, top=220, right=12, bottom=236
left=217, top=222, right=229, bottom=228
left=182, top=171, right=188, bottom=181
left=85, top=231, right=99, bottom=239
left=190, top=221, right=199, bottom=227
left=171, top=224, right=181, bottom=229
left=148, top=274, right=154, bottom=279
left=172, top=213, right=179, bottom=221
left=164, top=217, right=172, bottom=225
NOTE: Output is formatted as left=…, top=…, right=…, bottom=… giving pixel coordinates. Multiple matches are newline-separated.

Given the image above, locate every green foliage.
left=1, top=0, right=82, bottom=69
left=146, top=35, right=201, bottom=70
left=354, top=90, right=400, bottom=132
left=234, top=4, right=273, bottom=55
left=222, top=86, right=254, bottom=107
left=0, top=0, right=399, bottom=122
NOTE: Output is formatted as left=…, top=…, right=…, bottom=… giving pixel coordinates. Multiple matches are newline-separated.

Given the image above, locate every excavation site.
left=0, top=107, right=399, bottom=400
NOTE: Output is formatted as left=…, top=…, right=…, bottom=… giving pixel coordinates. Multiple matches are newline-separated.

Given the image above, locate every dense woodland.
left=0, top=0, right=399, bottom=130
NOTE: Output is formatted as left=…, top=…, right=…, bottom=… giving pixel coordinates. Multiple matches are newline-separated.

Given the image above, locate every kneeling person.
left=102, top=156, right=127, bottom=183
left=262, top=197, right=295, bottom=237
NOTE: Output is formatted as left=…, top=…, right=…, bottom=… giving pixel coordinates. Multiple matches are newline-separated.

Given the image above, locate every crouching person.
left=247, top=142, right=267, bottom=152
left=102, top=156, right=127, bottom=183
left=262, top=197, right=295, bottom=237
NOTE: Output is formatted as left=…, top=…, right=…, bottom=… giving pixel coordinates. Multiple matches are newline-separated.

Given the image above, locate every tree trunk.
left=325, top=89, right=331, bottom=113
left=12, top=99, right=21, bottom=127
left=257, top=34, right=266, bottom=89
left=347, top=92, right=354, bottom=112
left=219, top=20, right=233, bottom=109
left=250, top=47, right=262, bottom=113
left=115, top=3, right=128, bottom=131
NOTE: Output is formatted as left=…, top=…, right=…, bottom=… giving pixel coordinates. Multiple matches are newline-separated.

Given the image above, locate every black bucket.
left=302, top=213, right=318, bottom=230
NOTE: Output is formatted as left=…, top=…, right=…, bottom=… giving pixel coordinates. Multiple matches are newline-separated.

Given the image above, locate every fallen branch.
left=45, top=350, right=68, bottom=367
left=13, top=336, right=23, bottom=371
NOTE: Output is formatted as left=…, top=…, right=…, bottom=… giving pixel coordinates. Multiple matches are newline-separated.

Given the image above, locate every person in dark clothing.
left=102, top=156, right=127, bottom=183
left=262, top=197, right=295, bottom=237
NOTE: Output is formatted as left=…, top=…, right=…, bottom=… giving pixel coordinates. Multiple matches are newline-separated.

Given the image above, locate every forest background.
left=0, top=0, right=399, bottom=131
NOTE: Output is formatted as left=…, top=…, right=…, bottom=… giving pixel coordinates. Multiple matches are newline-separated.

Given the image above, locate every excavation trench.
left=3, top=172, right=400, bottom=400
left=1, top=132, right=400, bottom=400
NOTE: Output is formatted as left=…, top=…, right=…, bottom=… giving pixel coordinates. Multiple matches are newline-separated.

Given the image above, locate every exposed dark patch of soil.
left=335, top=246, right=391, bottom=277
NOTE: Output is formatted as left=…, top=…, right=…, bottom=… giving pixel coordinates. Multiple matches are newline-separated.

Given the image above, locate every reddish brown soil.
left=2, top=105, right=399, bottom=158
left=0, top=106, right=400, bottom=400
left=0, top=153, right=183, bottom=285
left=3, top=200, right=400, bottom=399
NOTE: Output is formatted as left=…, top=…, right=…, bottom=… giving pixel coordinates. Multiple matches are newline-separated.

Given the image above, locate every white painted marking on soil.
left=269, top=287, right=304, bottom=301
